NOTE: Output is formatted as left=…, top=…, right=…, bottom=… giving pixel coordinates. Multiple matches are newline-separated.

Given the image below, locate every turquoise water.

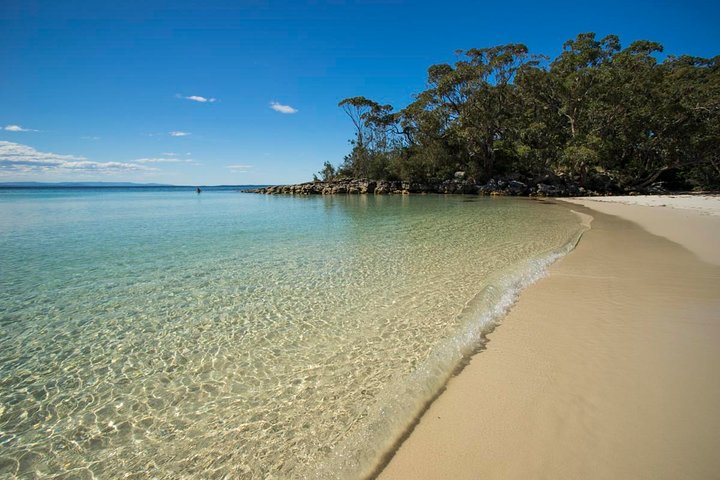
left=0, top=188, right=585, bottom=479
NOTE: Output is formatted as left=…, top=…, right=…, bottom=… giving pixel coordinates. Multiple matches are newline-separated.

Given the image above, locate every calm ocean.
left=0, top=187, right=584, bottom=479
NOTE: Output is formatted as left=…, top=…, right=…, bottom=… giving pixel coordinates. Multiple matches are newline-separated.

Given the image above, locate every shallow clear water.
left=0, top=188, right=584, bottom=479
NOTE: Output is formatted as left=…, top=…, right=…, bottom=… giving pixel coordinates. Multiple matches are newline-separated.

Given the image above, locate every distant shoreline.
left=0, top=183, right=269, bottom=189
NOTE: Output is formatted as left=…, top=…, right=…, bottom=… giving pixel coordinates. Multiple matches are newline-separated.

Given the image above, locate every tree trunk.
left=635, top=166, right=670, bottom=189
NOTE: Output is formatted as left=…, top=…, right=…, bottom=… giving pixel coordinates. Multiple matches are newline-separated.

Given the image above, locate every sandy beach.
left=565, top=195, right=720, bottom=266
left=378, top=195, right=720, bottom=479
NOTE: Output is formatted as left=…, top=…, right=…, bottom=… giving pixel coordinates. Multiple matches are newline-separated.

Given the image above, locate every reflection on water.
left=0, top=190, right=583, bottom=478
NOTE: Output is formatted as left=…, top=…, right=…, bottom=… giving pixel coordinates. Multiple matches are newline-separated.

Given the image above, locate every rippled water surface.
left=0, top=188, right=584, bottom=479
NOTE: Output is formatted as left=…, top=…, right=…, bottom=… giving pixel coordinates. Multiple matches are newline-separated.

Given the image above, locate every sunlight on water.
left=0, top=189, right=584, bottom=479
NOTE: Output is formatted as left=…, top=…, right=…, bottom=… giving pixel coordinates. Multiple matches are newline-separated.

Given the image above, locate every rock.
left=478, top=178, right=500, bottom=195
left=647, top=182, right=667, bottom=194
left=507, top=180, right=528, bottom=195
left=536, top=183, right=560, bottom=196
left=585, top=173, right=613, bottom=192
left=245, top=174, right=620, bottom=197
left=459, top=182, right=479, bottom=194
left=440, top=181, right=457, bottom=194
left=360, top=181, right=376, bottom=194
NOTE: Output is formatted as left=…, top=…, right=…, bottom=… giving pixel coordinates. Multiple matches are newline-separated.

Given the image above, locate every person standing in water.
left=196, top=187, right=202, bottom=194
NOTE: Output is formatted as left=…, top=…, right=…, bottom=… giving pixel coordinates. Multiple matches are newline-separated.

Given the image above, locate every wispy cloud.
left=162, top=152, right=177, bottom=156
left=226, top=164, right=253, bottom=172
left=169, top=131, right=191, bottom=137
left=180, top=94, right=217, bottom=103
left=81, top=136, right=100, bottom=141
left=270, top=102, right=298, bottom=114
left=4, top=125, right=38, bottom=132
left=0, top=141, right=154, bottom=175
left=134, top=157, right=193, bottom=164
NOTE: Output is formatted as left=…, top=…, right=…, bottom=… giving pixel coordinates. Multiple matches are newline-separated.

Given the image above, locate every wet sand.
left=378, top=198, right=720, bottom=479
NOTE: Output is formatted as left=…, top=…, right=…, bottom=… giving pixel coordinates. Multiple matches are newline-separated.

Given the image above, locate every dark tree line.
left=321, top=33, right=719, bottom=191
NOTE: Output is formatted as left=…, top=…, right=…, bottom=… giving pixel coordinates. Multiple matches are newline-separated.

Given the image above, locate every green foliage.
left=317, top=161, right=336, bottom=181
left=325, top=33, right=719, bottom=190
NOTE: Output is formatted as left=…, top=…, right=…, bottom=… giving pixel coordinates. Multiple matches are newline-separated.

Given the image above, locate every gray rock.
left=507, top=180, right=527, bottom=194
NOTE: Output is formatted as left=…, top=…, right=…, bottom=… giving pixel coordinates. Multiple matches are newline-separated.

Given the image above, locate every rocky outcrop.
left=246, top=173, right=659, bottom=197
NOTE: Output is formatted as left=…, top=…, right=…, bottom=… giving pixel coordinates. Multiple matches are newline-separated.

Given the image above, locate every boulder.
left=360, top=181, right=376, bottom=194
left=507, top=180, right=528, bottom=195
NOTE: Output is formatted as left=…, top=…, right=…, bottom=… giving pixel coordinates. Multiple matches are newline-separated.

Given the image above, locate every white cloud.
left=226, top=164, right=253, bottom=172
left=4, top=125, right=37, bottom=132
left=81, top=136, right=101, bottom=140
left=162, top=152, right=177, bottom=156
left=270, top=102, right=298, bottom=114
left=182, top=95, right=217, bottom=103
left=134, top=157, right=193, bottom=164
left=169, top=131, right=191, bottom=137
left=0, top=141, right=155, bottom=175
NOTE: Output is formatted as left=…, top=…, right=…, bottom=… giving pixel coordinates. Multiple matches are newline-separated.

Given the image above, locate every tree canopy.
left=325, top=33, right=719, bottom=191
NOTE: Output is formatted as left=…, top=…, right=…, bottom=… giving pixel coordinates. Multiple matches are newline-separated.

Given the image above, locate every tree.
left=317, top=161, right=336, bottom=182
left=419, top=44, right=542, bottom=179
left=326, top=34, right=719, bottom=191
left=337, top=96, right=396, bottom=178
left=657, top=54, right=720, bottom=188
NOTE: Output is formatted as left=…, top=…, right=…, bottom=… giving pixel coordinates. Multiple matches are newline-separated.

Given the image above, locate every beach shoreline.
left=378, top=195, right=720, bottom=479
left=563, top=195, right=720, bottom=266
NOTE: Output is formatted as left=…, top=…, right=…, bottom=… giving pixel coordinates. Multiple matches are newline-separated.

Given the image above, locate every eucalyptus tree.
left=597, top=40, right=666, bottom=186
left=329, top=34, right=719, bottom=190
left=658, top=54, right=720, bottom=188
left=317, top=161, right=336, bottom=181
left=512, top=60, right=567, bottom=175
left=337, top=96, right=396, bottom=178
left=390, top=90, right=464, bottom=180
left=545, top=33, right=620, bottom=181
left=419, top=44, right=542, bottom=179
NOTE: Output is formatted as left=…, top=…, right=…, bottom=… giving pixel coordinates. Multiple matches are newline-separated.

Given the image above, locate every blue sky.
left=1, top=0, right=718, bottom=185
